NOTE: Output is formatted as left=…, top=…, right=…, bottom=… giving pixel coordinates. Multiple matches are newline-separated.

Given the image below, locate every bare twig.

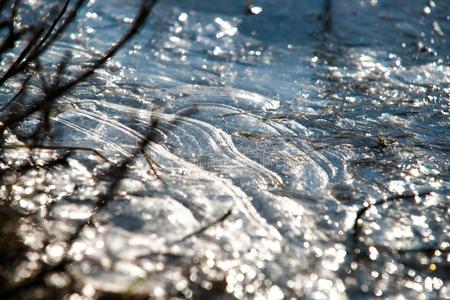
left=176, top=209, right=233, bottom=243
left=2, top=144, right=110, bottom=162
left=0, top=0, right=160, bottom=297
left=351, top=190, right=435, bottom=257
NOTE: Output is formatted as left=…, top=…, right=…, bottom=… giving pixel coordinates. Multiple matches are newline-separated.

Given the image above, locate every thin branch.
left=175, top=209, right=233, bottom=243
left=0, top=0, right=157, bottom=132
left=0, top=0, right=85, bottom=86
left=2, top=144, right=110, bottom=162
left=0, top=73, right=31, bottom=111
left=0, top=26, right=45, bottom=86
left=352, top=190, right=434, bottom=249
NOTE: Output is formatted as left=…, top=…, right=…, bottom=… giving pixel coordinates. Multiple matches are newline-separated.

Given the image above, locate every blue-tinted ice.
left=0, top=0, right=449, bottom=298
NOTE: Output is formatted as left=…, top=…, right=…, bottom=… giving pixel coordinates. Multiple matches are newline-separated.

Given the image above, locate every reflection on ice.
left=0, top=0, right=449, bottom=299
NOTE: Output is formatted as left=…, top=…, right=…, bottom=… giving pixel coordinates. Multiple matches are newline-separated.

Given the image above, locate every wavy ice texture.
left=0, top=0, right=449, bottom=299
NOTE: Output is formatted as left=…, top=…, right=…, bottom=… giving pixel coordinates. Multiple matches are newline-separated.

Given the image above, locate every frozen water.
left=0, top=0, right=449, bottom=299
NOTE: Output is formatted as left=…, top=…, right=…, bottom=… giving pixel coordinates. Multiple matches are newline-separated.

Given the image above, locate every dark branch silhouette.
left=0, top=0, right=161, bottom=298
